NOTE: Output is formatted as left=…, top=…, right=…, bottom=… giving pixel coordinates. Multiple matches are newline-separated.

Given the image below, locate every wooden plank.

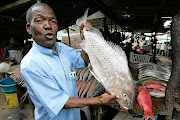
left=0, top=0, right=31, bottom=12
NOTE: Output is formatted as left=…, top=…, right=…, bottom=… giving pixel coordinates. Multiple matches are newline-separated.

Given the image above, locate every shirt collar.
left=32, top=41, right=61, bottom=56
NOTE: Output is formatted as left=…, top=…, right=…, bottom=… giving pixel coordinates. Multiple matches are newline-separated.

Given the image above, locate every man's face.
left=26, top=6, right=58, bottom=49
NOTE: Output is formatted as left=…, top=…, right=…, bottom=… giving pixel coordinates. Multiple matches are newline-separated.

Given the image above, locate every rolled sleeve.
left=68, top=48, right=85, bottom=69
left=21, top=67, right=69, bottom=118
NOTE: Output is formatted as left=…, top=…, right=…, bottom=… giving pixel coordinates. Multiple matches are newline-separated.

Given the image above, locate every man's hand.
left=80, top=21, right=93, bottom=39
left=4, top=57, right=15, bottom=63
left=97, top=93, right=120, bottom=105
left=81, top=21, right=93, bottom=30
left=64, top=93, right=120, bottom=109
left=10, top=57, right=15, bottom=61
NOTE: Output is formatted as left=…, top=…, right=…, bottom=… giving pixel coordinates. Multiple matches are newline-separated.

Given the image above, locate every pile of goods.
left=137, top=63, right=180, bottom=114
left=76, top=67, right=105, bottom=98
left=138, top=63, right=171, bottom=98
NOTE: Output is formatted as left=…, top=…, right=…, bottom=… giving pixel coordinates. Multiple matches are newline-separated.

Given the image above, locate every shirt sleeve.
left=65, top=46, right=85, bottom=69
left=21, top=66, right=69, bottom=118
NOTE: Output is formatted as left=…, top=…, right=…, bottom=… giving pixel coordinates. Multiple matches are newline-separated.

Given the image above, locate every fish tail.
left=144, top=109, right=155, bottom=120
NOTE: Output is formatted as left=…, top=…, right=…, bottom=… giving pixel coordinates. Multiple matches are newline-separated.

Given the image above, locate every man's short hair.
left=26, top=3, right=52, bottom=23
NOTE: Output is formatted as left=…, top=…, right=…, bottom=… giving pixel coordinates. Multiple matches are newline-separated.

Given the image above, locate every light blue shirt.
left=21, top=41, right=85, bottom=120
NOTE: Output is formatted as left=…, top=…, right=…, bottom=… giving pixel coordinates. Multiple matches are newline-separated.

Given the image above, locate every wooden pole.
left=153, top=31, right=157, bottom=63
left=67, top=28, right=71, bottom=47
left=165, top=11, right=180, bottom=120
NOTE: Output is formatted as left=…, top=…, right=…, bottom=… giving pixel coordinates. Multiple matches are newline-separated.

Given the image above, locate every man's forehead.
left=31, top=6, right=55, bottom=17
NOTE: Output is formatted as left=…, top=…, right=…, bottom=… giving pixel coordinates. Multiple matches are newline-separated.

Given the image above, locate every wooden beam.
left=92, top=0, right=122, bottom=28
left=0, top=0, right=31, bottom=12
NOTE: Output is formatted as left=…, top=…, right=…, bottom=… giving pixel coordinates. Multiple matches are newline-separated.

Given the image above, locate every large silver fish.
left=76, top=9, right=135, bottom=109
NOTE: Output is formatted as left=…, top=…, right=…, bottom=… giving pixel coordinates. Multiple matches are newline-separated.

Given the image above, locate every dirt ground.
left=0, top=75, right=34, bottom=120
left=0, top=56, right=173, bottom=120
left=156, top=55, right=172, bottom=66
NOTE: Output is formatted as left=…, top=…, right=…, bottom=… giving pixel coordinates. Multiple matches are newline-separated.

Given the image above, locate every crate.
left=130, top=54, right=150, bottom=63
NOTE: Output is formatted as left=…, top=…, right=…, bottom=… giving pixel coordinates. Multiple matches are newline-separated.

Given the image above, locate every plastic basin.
left=0, top=77, right=17, bottom=92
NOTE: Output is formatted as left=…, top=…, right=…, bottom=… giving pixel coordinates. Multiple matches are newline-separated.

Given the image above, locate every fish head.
left=138, top=86, right=144, bottom=92
left=112, top=76, right=135, bottom=109
left=116, top=88, right=135, bottom=109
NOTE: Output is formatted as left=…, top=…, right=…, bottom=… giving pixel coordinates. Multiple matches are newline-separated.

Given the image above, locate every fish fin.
left=107, top=41, right=127, bottom=61
left=94, top=55, right=107, bottom=79
left=76, top=8, right=89, bottom=27
left=144, top=108, right=155, bottom=120
left=138, top=101, right=143, bottom=109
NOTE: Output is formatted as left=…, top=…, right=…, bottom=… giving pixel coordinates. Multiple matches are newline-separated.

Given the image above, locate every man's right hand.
left=64, top=93, right=120, bottom=109
left=97, top=93, right=120, bottom=105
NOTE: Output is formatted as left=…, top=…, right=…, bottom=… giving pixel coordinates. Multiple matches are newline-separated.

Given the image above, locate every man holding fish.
left=20, top=2, right=120, bottom=120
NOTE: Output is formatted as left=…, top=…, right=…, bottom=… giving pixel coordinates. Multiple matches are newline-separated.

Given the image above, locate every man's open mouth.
left=45, top=33, right=54, bottom=39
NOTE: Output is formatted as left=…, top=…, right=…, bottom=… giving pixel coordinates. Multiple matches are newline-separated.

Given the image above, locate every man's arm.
left=4, top=57, right=15, bottom=62
left=81, top=50, right=89, bottom=67
left=64, top=93, right=119, bottom=108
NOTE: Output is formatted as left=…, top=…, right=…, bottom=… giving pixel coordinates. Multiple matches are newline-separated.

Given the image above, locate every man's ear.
left=26, top=23, right=32, bottom=35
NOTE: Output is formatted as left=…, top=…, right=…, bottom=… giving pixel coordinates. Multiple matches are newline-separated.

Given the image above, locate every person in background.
left=124, top=37, right=134, bottom=61
left=160, top=42, right=166, bottom=56
left=3, top=37, right=23, bottom=65
left=132, top=41, right=139, bottom=53
left=156, top=43, right=160, bottom=55
left=3, top=37, right=16, bottom=64
left=0, top=40, right=8, bottom=62
left=20, top=2, right=119, bottom=120
left=165, top=42, right=168, bottom=58
left=158, top=43, right=162, bottom=55
left=167, top=42, right=172, bottom=59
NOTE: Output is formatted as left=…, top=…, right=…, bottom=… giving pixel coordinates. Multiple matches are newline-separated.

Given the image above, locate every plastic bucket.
left=4, top=92, right=19, bottom=108
left=0, top=77, right=17, bottom=92
left=0, top=77, right=19, bottom=108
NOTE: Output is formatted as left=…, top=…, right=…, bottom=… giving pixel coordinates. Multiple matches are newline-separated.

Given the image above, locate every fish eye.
left=123, top=94, right=127, bottom=97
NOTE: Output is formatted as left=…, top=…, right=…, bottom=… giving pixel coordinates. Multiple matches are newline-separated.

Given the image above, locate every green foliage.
left=62, top=29, right=67, bottom=33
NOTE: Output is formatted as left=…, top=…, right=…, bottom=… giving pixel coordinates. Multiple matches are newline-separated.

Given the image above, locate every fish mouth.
left=123, top=105, right=133, bottom=110
left=120, top=101, right=134, bottom=110
left=122, top=106, right=129, bottom=110
left=45, top=32, right=54, bottom=40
